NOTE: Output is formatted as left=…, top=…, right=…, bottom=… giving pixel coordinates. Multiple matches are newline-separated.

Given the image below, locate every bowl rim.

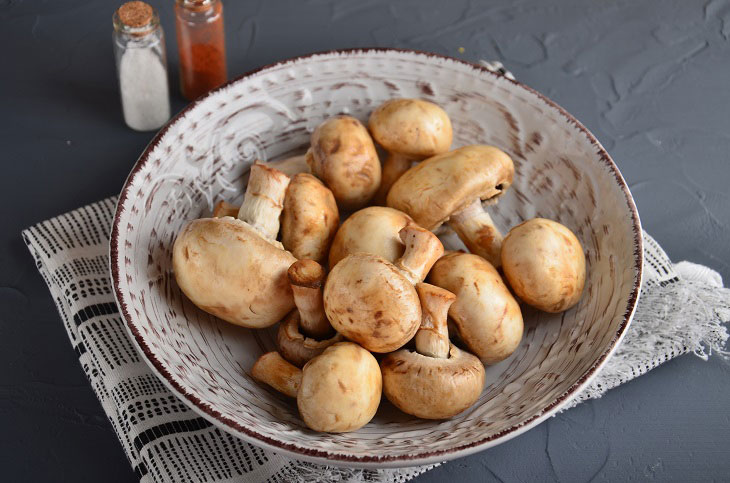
left=110, top=47, right=644, bottom=468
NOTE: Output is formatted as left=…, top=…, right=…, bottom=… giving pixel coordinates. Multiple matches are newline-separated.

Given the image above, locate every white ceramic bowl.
left=111, top=49, right=642, bottom=467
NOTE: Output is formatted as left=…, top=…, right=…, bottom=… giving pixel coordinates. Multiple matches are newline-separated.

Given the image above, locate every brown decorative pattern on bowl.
left=110, top=48, right=643, bottom=468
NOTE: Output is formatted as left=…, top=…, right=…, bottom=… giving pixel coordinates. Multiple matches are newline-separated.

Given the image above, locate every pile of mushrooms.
left=171, top=97, right=587, bottom=433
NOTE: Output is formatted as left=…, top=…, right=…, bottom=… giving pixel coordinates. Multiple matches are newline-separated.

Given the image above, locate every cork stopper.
left=117, top=1, right=153, bottom=28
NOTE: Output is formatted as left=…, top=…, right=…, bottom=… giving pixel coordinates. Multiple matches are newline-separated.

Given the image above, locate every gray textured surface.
left=1, top=0, right=729, bottom=481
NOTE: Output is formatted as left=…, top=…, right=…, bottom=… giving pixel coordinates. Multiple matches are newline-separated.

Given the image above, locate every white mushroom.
left=388, top=145, right=514, bottom=267
left=428, top=251, right=523, bottom=364
left=501, top=218, right=586, bottom=313
left=305, top=115, right=382, bottom=210
left=172, top=162, right=296, bottom=328
left=381, top=283, right=485, bottom=419
left=281, top=173, right=339, bottom=263
left=368, top=98, right=452, bottom=204
left=252, top=342, right=382, bottom=432
left=324, top=224, right=444, bottom=353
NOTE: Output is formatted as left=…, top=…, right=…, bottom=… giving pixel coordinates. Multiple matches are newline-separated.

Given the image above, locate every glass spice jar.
left=174, top=0, right=228, bottom=101
left=113, top=1, right=171, bottom=131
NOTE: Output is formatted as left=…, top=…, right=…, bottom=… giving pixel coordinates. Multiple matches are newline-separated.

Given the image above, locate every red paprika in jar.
left=174, top=0, right=227, bottom=101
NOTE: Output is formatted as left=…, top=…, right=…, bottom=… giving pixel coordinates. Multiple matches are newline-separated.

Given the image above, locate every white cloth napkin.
left=22, top=197, right=729, bottom=483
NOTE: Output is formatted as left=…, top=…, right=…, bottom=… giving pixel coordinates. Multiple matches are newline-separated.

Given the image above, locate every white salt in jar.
left=113, top=1, right=171, bottom=131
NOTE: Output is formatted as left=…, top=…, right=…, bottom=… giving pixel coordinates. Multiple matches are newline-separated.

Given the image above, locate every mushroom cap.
left=428, top=252, right=523, bottom=364
left=172, top=217, right=296, bottom=328
left=328, top=206, right=413, bottom=268
left=368, top=99, right=453, bottom=157
left=298, top=342, right=382, bottom=432
left=380, top=343, right=485, bottom=419
left=501, top=218, right=586, bottom=313
left=387, top=145, right=514, bottom=230
left=276, top=311, right=344, bottom=367
left=324, top=253, right=421, bottom=353
left=281, top=173, right=339, bottom=263
left=306, top=115, right=382, bottom=211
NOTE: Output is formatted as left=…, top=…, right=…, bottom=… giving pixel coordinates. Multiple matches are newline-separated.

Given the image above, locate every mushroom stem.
left=374, top=153, right=416, bottom=205
left=288, top=260, right=333, bottom=339
left=414, top=283, right=455, bottom=359
left=237, top=161, right=291, bottom=241
left=394, top=225, right=445, bottom=285
left=251, top=352, right=302, bottom=398
left=212, top=200, right=240, bottom=218
left=449, top=198, right=504, bottom=268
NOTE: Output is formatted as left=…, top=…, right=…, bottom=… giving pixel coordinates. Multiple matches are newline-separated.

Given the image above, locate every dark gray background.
left=2, top=0, right=729, bottom=481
